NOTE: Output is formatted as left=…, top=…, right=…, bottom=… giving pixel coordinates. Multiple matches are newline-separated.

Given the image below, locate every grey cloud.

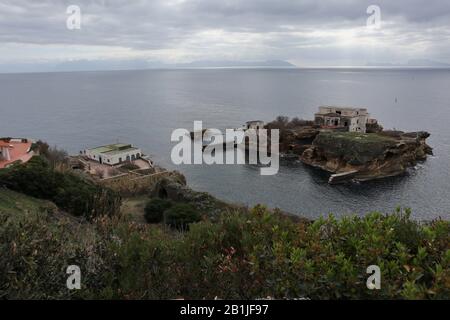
left=0, top=0, right=449, bottom=65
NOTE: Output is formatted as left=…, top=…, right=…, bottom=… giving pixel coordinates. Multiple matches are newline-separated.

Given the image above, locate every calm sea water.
left=1, top=68, right=450, bottom=220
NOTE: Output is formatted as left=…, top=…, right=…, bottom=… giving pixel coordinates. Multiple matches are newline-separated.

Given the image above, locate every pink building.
left=0, top=138, right=34, bottom=169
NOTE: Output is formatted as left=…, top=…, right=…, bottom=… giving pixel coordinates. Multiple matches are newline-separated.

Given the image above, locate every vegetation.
left=313, top=132, right=398, bottom=165
left=32, top=140, right=69, bottom=169
left=144, top=198, right=173, bottom=223
left=0, top=156, right=121, bottom=219
left=0, top=191, right=448, bottom=300
left=164, top=203, right=201, bottom=230
left=0, top=187, right=55, bottom=215
left=265, top=116, right=314, bottom=130
left=0, top=146, right=447, bottom=299
left=321, top=132, right=397, bottom=144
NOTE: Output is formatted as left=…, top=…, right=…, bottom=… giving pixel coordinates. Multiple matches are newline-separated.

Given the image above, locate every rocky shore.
left=301, top=130, right=433, bottom=183
left=266, top=119, right=433, bottom=183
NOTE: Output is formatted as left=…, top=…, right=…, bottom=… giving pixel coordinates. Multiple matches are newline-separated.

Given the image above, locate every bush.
left=0, top=156, right=121, bottom=219
left=0, top=196, right=448, bottom=300
left=266, top=116, right=314, bottom=130
left=33, top=140, right=68, bottom=168
left=164, top=203, right=201, bottom=230
left=144, top=198, right=173, bottom=223
left=174, top=207, right=450, bottom=299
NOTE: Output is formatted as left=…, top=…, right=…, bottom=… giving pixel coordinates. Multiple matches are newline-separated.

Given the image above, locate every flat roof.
left=103, top=147, right=139, bottom=156
left=88, top=143, right=138, bottom=154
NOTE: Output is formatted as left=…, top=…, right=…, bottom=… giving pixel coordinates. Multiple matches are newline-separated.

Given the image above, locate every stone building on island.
left=314, top=106, right=378, bottom=133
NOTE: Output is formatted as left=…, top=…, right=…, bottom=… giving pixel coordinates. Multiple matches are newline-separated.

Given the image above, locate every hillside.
left=0, top=188, right=56, bottom=215
left=0, top=153, right=448, bottom=299
left=0, top=186, right=448, bottom=299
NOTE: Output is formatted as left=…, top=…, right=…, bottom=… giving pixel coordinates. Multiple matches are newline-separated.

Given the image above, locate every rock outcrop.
left=152, top=173, right=232, bottom=220
left=300, top=131, right=433, bottom=182
left=279, top=126, right=320, bottom=155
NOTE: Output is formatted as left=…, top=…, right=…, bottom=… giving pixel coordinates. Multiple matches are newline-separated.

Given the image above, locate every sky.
left=1, top=0, right=450, bottom=71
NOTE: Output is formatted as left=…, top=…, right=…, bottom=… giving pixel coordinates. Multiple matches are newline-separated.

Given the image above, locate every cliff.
left=301, top=131, right=433, bottom=182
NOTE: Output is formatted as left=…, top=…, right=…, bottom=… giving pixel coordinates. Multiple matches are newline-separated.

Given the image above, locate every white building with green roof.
left=83, top=143, right=142, bottom=165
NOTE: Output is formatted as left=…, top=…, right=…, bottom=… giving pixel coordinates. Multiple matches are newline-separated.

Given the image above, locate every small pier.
left=328, top=170, right=359, bottom=184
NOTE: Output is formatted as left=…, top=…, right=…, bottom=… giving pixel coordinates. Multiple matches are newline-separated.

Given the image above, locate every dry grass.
left=120, top=196, right=148, bottom=223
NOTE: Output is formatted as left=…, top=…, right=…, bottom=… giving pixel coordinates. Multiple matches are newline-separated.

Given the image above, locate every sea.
left=1, top=67, right=450, bottom=220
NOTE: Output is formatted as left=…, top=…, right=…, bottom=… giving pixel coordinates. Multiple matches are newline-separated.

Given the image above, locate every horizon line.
left=2, top=65, right=450, bottom=75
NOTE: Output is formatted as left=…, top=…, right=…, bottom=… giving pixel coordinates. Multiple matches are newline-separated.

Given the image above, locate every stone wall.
left=100, top=170, right=184, bottom=196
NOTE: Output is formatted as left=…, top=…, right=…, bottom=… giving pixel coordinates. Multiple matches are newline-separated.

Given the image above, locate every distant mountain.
left=53, top=59, right=167, bottom=72
left=174, top=60, right=296, bottom=68
left=366, top=59, right=450, bottom=67
left=0, top=59, right=168, bottom=73
left=0, top=59, right=296, bottom=74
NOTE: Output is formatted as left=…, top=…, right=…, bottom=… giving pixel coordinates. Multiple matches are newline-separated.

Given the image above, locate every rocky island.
left=264, top=106, right=433, bottom=183
left=301, top=130, right=432, bottom=183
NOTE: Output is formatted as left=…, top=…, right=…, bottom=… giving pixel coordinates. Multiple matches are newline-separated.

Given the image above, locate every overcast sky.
left=1, top=0, right=450, bottom=69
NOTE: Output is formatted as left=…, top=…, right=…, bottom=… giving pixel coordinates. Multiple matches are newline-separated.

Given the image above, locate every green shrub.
left=174, top=207, right=449, bottom=299
left=164, top=203, right=201, bottom=230
left=0, top=204, right=106, bottom=299
left=0, top=156, right=121, bottom=219
left=0, top=196, right=448, bottom=300
left=144, top=198, right=173, bottom=223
